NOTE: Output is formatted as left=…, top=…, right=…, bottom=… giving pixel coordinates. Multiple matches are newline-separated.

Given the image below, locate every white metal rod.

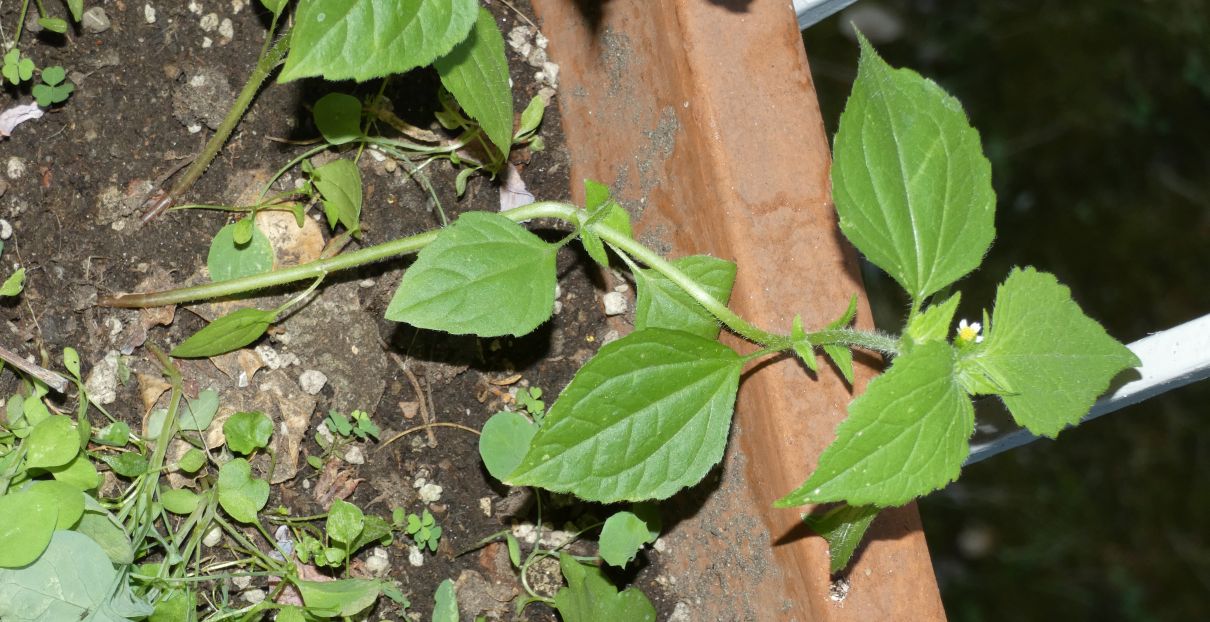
left=794, top=0, right=859, bottom=30
left=965, top=313, right=1210, bottom=465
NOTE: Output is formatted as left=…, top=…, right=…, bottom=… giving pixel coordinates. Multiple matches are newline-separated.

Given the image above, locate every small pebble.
left=343, top=446, right=365, bottom=465
left=6, top=157, right=26, bottom=180
left=479, top=497, right=493, bottom=517
left=601, top=329, right=621, bottom=345
left=232, top=576, right=252, bottom=590
left=0, top=220, right=11, bottom=240
left=299, top=369, right=328, bottom=395
left=418, top=483, right=443, bottom=503
left=143, top=4, right=157, bottom=23
left=315, top=421, right=336, bottom=448
left=81, top=7, right=111, bottom=33
left=218, top=18, right=234, bottom=41
left=602, top=291, right=627, bottom=315
left=365, top=547, right=391, bottom=577
left=199, top=13, right=219, bottom=32
left=668, top=603, right=692, bottom=622
left=241, top=589, right=266, bottom=605
left=202, top=525, right=222, bottom=547
left=407, top=545, right=424, bottom=567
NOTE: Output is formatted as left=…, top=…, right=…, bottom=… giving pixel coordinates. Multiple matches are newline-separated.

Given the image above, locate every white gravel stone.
left=81, top=7, right=111, bottom=33
left=6, top=157, right=26, bottom=180
left=669, top=603, right=692, bottom=622
left=241, top=589, right=266, bottom=604
left=143, top=4, right=157, bottom=23
left=199, top=12, right=219, bottom=32
left=299, top=369, right=328, bottom=395
left=0, top=219, right=11, bottom=240
left=602, top=291, right=627, bottom=315
left=84, top=350, right=120, bottom=405
left=232, top=576, right=252, bottom=590
left=342, top=445, right=365, bottom=465
left=315, top=421, right=336, bottom=449
left=418, top=483, right=443, bottom=503
left=407, top=545, right=425, bottom=567
left=202, top=525, right=222, bottom=547
left=255, top=345, right=298, bottom=370
left=479, top=497, right=493, bottom=517
left=218, top=18, right=234, bottom=41
left=365, top=547, right=391, bottom=577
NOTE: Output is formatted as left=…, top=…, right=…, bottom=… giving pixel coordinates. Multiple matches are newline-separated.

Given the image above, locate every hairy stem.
left=808, top=328, right=899, bottom=356
left=141, top=34, right=291, bottom=224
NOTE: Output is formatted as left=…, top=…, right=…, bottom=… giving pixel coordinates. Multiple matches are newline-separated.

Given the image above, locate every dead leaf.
left=256, top=209, right=324, bottom=267
left=136, top=372, right=170, bottom=413
left=499, top=163, right=535, bottom=212
left=0, top=103, right=44, bottom=138
left=313, top=459, right=362, bottom=508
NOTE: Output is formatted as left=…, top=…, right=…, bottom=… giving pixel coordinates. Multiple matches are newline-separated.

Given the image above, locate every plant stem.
left=808, top=328, right=899, bottom=356
left=141, top=34, right=291, bottom=224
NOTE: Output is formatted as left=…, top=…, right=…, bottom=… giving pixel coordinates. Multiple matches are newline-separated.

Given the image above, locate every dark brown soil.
left=0, top=1, right=668, bottom=619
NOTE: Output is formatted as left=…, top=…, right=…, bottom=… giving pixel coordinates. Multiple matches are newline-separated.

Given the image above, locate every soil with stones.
left=0, top=1, right=678, bottom=619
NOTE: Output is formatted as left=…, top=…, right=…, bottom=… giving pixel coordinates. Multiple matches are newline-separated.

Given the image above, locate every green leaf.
left=803, top=504, right=880, bottom=574
left=905, top=291, right=961, bottom=346
left=232, top=217, right=254, bottom=245
left=0, top=269, right=25, bottom=296
left=223, top=411, right=274, bottom=455
left=0, top=488, right=57, bottom=567
left=295, top=579, right=382, bottom=618
left=275, top=607, right=306, bottom=622
left=508, top=329, right=742, bottom=502
left=102, top=452, right=148, bottom=478
left=434, top=8, right=513, bottom=156
left=149, top=590, right=194, bottom=622
left=432, top=578, right=458, bottom=622
left=505, top=534, right=521, bottom=567
left=171, top=307, right=276, bottom=358
left=776, top=342, right=973, bottom=507
left=25, top=415, right=80, bottom=469
left=350, top=514, right=393, bottom=551
left=326, top=499, right=364, bottom=547
left=62, top=347, right=80, bottom=377
left=182, top=389, right=219, bottom=431
left=208, top=220, right=274, bottom=282
left=67, top=0, right=84, bottom=21
left=37, top=17, right=68, bottom=33
left=579, top=180, right=632, bottom=267
left=160, top=487, right=201, bottom=515
left=217, top=458, right=269, bottom=524
left=633, top=256, right=736, bottom=340
left=177, top=447, right=207, bottom=473
left=454, top=166, right=475, bottom=197
left=553, top=553, right=656, bottom=622
left=821, top=295, right=860, bottom=384
left=94, top=421, right=130, bottom=447
left=314, top=93, right=363, bottom=145
left=790, top=315, right=819, bottom=373
left=77, top=497, right=135, bottom=565
left=599, top=510, right=658, bottom=568
left=516, top=94, right=546, bottom=138
left=40, top=66, right=65, bottom=87
left=386, top=211, right=557, bottom=337
left=958, top=267, right=1140, bottom=437
left=0, top=531, right=153, bottom=621
left=280, top=0, right=479, bottom=83
left=48, top=453, right=100, bottom=490
left=478, top=411, right=537, bottom=481
left=258, top=0, right=287, bottom=17
left=311, top=158, right=362, bottom=236
left=832, top=34, right=995, bottom=303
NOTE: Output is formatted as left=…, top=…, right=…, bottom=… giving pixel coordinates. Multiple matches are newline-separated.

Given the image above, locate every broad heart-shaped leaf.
left=326, top=499, right=364, bottom=547
left=904, top=291, right=961, bottom=347
left=279, top=0, right=478, bottom=83
left=217, top=458, right=269, bottom=524
left=832, top=34, right=995, bottom=303
left=958, top=267, right=1140, bottom=437
left=24, top=415, right=80, bottom=469
left=0, top=487, right=57, bottom=567
left=0, top=530, right=153, bottom=622
left=507, top=329, right=742, bottom=502
left=478, top=411, right=537, bottom=481
left=803, top=504, right=880, bottom=574
left=313, top=93, right=363, bottom=145
left=171, top=307, right=276, bottom=358
left=386, top=211, right=557, bottom=337
left=222, top=411, right=274, bottom=455
left=634, top=256, right=736, bottom=341
left=434, top=8, right=513, bottom=156
left=208, top=220, right=273, bottom=282
left=311, top=158, right=363, bottom=236
left=776, top=342, right=973, bottom=507
left=554, top=553, right=656, bottom=622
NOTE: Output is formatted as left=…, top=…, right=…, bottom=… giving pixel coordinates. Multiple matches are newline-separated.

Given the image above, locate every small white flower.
left=956, top=319, right=983, bottom=344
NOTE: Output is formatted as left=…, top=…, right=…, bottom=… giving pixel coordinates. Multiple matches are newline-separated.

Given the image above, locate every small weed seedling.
left=109, top=33, right=1140, bottom=578
left=394, top=508, right=443, bottom=553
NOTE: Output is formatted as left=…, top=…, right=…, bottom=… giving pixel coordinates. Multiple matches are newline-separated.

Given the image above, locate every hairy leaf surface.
left=434, top=8, right=513, bottom=155
left=634, top=256, right=736, bottom=340
left=833, top=34, right=995, bottom=302
left=507, top=329, right=741, bottom=502
left=777, top=342, right=973, bottom=507
left=280, top=0, right=478, bottom=83
left=958, top=267, right=1139, bottom=437
left=386, top=211, right=556, bottom=337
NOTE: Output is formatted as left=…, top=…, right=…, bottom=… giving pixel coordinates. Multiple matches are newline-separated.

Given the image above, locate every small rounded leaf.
left=478, top=411, right=536, bottom=481
left=313, top=93, right=364, bottom=145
